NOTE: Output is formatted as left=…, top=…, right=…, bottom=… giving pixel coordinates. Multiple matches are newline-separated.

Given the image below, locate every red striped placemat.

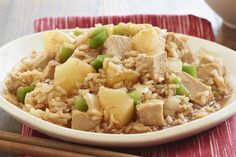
left=21, top=15, right=236, bottom=157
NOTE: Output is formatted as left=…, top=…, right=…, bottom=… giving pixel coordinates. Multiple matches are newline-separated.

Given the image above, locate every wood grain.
left=0, top=140, right=93, bottom=157
left=0, top=130, right=137, bottom=157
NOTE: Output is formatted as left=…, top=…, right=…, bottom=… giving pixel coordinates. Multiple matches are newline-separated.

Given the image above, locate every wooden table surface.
left=0, top=0, right=235, bottom=156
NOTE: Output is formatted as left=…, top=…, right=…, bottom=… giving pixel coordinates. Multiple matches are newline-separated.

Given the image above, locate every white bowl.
left=0, top=31, right=236, bottom=147
left=206, top=0, right=236, bottom=29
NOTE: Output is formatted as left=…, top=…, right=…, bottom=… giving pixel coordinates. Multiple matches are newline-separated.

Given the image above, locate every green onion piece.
left=114, top=25, right=124, bottom=35
left=74, top=96, right=88, bottom=112
left=182, top=63, right=197, bottom=77
left=172, top=77, right=181, bottom=84
left=90, top=26, right=107, bottom=39
left=128, top=90, right=141, bottom=105
left=114, top=24, right=139, bottom=36
left=172, top=77, right=189, bottom=96
left=176, top=84, right=189, bottom=96
left=90, top=55, right=108, bottom=70
left=17, top=85, right=35, bottom=103
left=73, top=30, right=81, bottom=36
left=59, top=46, right=74, bottom=63
left=89, top=31, right=108, bottom=48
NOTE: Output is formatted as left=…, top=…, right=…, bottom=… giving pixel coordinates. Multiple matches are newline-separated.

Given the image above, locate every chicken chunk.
left=136, top=99, right=165, bottom=126
left=71, top=110, right=100, bottom=131
left=41, top=60, right=60, bottom=80
left=165, top=33, right=194, bottom=63
left=176, top=72, right=214, bottom=106
left=103, top=35, right=131, bottom=58
left=198, top=63, right=227, bottom=93
left=135, top=52, right=168, bottom=82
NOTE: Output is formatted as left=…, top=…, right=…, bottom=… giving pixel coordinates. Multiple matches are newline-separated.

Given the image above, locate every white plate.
left=0, top=31, right=236, bottom=147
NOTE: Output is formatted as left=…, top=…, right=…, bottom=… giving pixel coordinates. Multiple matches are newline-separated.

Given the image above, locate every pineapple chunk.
left=114, top=23, right=152, bottom=36
left=98, top=86, right=134, bottom=127
left=131, top=28, right=165, bottom=54
left=54, top=57, right=95, bottom=92
left=104, top=58, right=139, bottom=87
left=44, top=29, right=75, bottom=54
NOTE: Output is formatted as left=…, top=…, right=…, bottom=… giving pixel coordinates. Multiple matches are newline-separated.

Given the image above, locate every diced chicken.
left=176, top=72, right=214, bottom=106
left=103, top=35, right=131, bottom=58
left=165, top=33, right=194, bottom=63
left=135, top=52, right=168, bottom=82
left=41, top=60, right=60, bottom=80
left=198, top=63, right=227, bottom=93
left=136, top=99, right=165, bottom=126
left=71, top=110, right=100, bottom=131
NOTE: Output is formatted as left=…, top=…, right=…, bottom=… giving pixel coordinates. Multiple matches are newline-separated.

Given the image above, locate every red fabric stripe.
left=19, top=15, right=236, bottom=157
left=33, top=15, right=215, bottom=41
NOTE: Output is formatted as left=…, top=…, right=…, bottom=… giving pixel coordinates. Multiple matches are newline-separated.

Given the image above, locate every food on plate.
left=98, top=86, right=134, bottom=127
left=4, top=23, right=232, bottom=134
left=54, top=57, right=95, bottom=92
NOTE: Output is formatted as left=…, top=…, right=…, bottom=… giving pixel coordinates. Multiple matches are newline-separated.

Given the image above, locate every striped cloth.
left=21, top=15, right=236, bottom=157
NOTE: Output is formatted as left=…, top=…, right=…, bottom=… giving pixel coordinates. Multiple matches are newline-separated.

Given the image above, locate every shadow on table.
left=217, top=23, right=236, bottom=51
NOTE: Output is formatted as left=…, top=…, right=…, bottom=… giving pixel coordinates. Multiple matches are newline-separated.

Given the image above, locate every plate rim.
left=0, top=30, right=236, bottom=147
